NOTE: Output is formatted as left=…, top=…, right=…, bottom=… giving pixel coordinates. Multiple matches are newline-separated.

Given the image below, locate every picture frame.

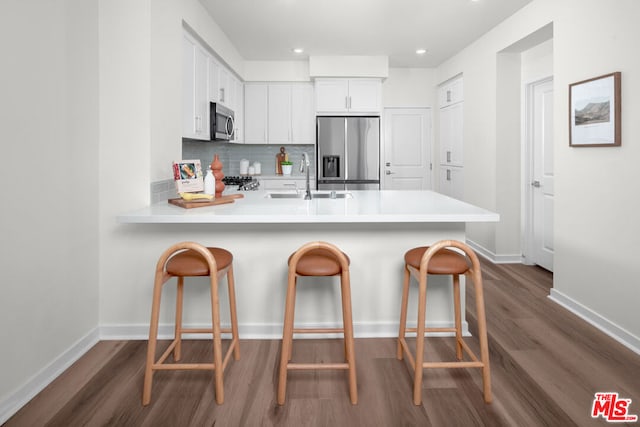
left=569, top=72, right=621, bottom=147
left=172, top=159, right=204, bottom=193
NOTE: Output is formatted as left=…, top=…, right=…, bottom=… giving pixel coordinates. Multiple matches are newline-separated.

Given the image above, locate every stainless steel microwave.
left=210, top=102, right=235, bottom=141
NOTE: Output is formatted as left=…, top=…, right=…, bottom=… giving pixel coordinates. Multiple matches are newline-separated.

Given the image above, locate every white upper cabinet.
left=208, top=57, right=219, bottom=104
left=182, top=29, right=244, bottom=142
left=268, top=84, right=292, bottom=144
left=438, top=76, right=464, bottom=108
left=182, top=33, right=209, bottom=140
left=244, top=82, right=314, bottom=145
left=244, top=84, right=268, bottom=144
left=290, top=84, right=314, bottom=144
left=315, top=78, right=381, bottom=114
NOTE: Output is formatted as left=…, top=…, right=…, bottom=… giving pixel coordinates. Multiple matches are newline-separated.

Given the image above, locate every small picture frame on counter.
left=173, top=159, right=203, bottom=193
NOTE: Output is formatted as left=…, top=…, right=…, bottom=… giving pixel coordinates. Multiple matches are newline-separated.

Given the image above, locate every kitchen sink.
left=265, top=192, right=353, bottom=199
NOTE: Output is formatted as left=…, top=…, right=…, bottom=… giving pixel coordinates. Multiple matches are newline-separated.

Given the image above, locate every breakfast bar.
left=117, top=190, right=499, bottom=338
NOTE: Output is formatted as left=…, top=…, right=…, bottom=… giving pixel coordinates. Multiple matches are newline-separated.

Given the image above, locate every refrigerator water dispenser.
left=323, top=155, right=340, bottom=178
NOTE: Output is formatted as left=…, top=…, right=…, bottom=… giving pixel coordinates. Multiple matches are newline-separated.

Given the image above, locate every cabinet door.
left=439, top=102, right=463, bottom=166
left=315, top=79, right=349, bottom=113
left=268, top=84, right=292, bottom=144
left=182, top=35, right=196, bottom=138
left=260, top=179, right=305, bottom=191
left=438, top=77, right=464, bottom=108
left=348, top=79, right=381, bottom=113
left=291, top=83, right=314, bottom=144
left=218, top=67, right=230, bottom=106
left=193, top=45, right=209, bottom=139
left=208, top=57, right=219, bottom=103
left=243, top=84, right=268, bottom=144
left=232, top=77, right=244, bottom=143
left=182, top=34, right=209, bottom=140
left=439, top=166, right=464, bottom=200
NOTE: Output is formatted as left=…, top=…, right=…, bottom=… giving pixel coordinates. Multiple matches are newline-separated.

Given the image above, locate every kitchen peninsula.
left=117, top=190, right=498, bottom=338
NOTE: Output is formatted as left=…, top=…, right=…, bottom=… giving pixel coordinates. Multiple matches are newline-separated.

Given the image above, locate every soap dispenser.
left=204, top=167, right=215, bottom=196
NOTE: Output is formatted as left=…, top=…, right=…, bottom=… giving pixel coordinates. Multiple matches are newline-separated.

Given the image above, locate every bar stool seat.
left=166, top=247, right=233, bottom=276
left=278, top=242, right=357, bottom=405
left=142, top=242, right=240, bottom=406
left=397, top=240, right=491, bottom=405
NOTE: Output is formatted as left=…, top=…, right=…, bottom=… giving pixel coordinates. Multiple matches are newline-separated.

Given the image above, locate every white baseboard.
left=466, top=239, right=522, bottom=264
left=0, top=328, right=100, bottom=425
left=549, top=289, right=640, bottom=355
left=99, top=321, right=468, bottom=340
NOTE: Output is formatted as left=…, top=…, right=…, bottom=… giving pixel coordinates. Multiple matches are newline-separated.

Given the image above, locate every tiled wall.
left=182, top=141, right=316, bottom=177
left=150, top=142, right=317, bottom=203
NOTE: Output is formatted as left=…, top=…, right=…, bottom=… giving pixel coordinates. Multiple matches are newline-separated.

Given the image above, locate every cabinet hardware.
left=220, top=88, right=225, bottom=103
left=447, top=90, right=451, bottom=103
left=446, top=169, right=451, bottom=181
left=385, top=170, right=395, bottom=175
left=531, top=180, right=541, bottom=188
left=446, top=151, right=451, bottom=163
left=385, top=162, right=391, bottom=166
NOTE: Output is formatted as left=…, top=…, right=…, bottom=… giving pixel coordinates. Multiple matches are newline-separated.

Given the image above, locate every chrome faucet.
left=300, top=152, right=312, bottom=200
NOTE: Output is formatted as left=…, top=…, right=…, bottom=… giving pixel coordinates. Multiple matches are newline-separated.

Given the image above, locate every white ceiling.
left=199, top=0, right=533, bottom=68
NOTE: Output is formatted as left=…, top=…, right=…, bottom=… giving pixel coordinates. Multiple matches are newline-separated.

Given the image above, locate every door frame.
left=522, top=76, right=553, bottom=266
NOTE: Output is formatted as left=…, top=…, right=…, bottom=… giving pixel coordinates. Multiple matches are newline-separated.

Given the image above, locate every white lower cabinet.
left=439, top=166, right=464, bottom=200
left=259, top=178, right=315, bottom=191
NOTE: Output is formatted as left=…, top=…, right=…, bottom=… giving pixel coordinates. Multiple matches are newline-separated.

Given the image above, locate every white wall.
left=550, top=0, right=640, bottom=346
left=244, top=60, right=310, bottom=82
left=0, top=0, right=100, bottom=417
left=437, top=0, right=640, bottom=344
left=383, top=68, right=437, bottom=108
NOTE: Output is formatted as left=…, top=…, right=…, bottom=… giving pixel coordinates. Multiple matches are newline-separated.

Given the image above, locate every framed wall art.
left=569, top=72, right=621, bottom=147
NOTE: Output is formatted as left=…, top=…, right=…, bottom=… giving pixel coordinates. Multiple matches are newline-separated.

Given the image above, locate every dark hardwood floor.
left=5, top=260, right=640, bottom=426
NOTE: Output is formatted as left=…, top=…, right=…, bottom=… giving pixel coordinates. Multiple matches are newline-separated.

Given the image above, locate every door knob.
left=531, top=180, right=541, bottom=188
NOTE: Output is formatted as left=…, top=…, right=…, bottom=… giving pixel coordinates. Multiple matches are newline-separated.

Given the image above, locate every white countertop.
left=117, top=190, right=499, bottom=224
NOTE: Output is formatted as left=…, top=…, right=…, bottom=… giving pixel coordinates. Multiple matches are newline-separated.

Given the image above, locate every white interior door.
left=383, top=108, right=432, bottom=190
left=526, top=78, right=554, bottom=271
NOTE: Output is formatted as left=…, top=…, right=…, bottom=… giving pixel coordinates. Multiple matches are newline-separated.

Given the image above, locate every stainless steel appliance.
left=222, top=176, right=260, bottom=191
left=210, top=102, right=235, bottom=141
left=316, top=116, right=380, bottom=190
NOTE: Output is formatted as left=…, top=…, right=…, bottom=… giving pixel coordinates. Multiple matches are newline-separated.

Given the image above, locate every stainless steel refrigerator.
left=316, top=116, right=380, bottom=190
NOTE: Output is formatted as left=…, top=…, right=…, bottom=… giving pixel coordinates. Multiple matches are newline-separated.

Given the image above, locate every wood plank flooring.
left=5, top=260, right=640, bottom=426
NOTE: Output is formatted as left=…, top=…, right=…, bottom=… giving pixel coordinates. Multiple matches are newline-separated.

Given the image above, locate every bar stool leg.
left=277, top=272, right=297, bottom=405
left=142, top=271, right=166, bottom=406
left=452, top=274, right=463, bottom=360
left=174, top=277, right=184, bottom=361
left=226, top=265, right=241, bottom=360
left=210, top=272, right=224, bottom=404
left=397, top=265, right=411, bottom=360
left=470, top=269, right=492, bottom=403
left=413, top=273, right=428, bottom=406
left=340, top=269, right=358, bottom=404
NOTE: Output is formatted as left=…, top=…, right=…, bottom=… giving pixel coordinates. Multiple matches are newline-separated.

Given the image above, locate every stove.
left=222, top=176, right=260, bottom=191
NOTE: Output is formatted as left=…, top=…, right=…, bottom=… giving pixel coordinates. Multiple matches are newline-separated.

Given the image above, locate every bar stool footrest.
left=287, top=362, right=350, bottom=370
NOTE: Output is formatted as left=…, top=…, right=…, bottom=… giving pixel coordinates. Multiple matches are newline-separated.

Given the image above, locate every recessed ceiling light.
left=416, top=49, right=427, bottom=55
left=292, top=48, right=304, bottom=54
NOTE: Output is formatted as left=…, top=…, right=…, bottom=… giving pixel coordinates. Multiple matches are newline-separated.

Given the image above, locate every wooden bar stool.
left=277, top=241, right=357, bottom=405
left=397, top=240, right=491, bottom=405
left=142, top=241, right=240, bottom=406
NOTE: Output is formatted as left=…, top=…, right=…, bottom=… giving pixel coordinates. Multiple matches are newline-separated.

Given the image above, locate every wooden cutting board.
left=168, top=193, right=244, bottom=209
